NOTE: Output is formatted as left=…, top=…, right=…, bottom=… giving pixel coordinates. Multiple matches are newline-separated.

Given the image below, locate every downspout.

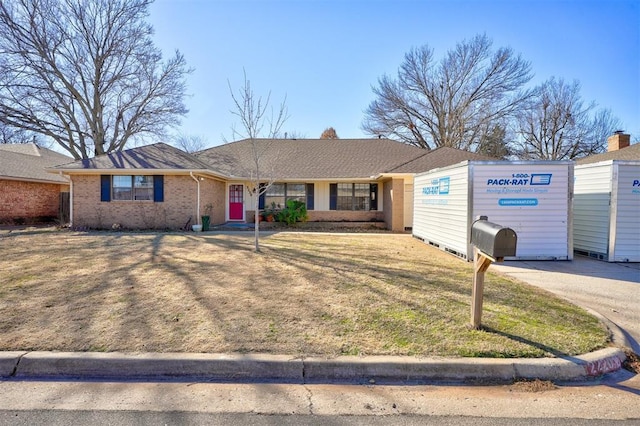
left=190, top=172, right=200, bottom=225
left=61, top=172, right=73, bottom=227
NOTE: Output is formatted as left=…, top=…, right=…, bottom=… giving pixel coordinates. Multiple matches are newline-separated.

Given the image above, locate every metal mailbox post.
left=469, top=216, right=517, bottom=329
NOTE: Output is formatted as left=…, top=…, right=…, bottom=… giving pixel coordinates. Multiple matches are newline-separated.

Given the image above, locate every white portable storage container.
left=573, top=160, right=640, bottom=262
left=413, top=161, right=573, bottom=261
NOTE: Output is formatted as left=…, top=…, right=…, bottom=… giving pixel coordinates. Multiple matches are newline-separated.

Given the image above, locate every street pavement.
left=0, top=372, right=639, bottom=422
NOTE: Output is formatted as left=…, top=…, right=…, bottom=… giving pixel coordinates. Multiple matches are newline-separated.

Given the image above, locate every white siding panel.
left=573, top=164, right=612, bottom=257
left=574, top=161, right=640, bottom=262
left=413, top=161, right=572, bottom=260
left=611, top=163, right=640, bottom=262
left=314, top=182, right=330, bottom=211
left=404, top=183, right=414, bottom=229
left=413, top=163, right=471, bottom=259
left=244, top=183, right=256, bottom=211
left=471, top=163, right=572, bottom=260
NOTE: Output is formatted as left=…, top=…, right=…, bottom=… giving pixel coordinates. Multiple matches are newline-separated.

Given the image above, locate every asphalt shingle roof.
left=195, top=138, right=488, bottom=179
left=388, top=146, right=494, bottom=173
left=54, top=143, right=213, bottom=171
left=0, top=143, right=72, bottom=183
left=48, top=138, right=497, bottom=179
left=576, top=143, right=640, bottom=165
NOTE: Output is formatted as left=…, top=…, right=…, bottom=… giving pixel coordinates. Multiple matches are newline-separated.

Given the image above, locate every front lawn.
left=0, top=229, right=609, bottom=358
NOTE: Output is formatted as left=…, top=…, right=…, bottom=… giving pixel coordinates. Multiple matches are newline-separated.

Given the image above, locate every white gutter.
left=60, top=172, right=73, bottom=227
left=190, top=172, right=200, bottom=225
left=51, top=168, right=229, bottom=181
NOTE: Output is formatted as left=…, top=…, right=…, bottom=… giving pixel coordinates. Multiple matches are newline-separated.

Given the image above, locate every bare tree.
left=0, top=121, right=53, bottom=147
left=227, top=72, right=288, bottom=252
left=1, top=122, right=30, bottom=143
left=362, top=34, right=533, bottom=151
left=173, top=133, right=208, bottom=153
left=514, top=78, right=621, bottom=160
left=320, top=127, right=339, bottom=139
left=0, top=0, right=190, bottom=160
left=475, top=124, right=512, bottom=159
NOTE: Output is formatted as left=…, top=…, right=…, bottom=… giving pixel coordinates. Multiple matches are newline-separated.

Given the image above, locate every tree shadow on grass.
left=0, top=231, right=611, bottom=358
left=480, top=326, right=571, bottom=360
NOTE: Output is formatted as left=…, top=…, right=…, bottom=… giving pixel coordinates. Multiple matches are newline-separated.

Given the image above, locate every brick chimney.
left=607, top=131, right=630, bottom=152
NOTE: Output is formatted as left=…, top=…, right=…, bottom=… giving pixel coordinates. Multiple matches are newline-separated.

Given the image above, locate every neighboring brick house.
left=0, top=143, right=72, bottom=224
left=51, top=138, right=491, bottom=231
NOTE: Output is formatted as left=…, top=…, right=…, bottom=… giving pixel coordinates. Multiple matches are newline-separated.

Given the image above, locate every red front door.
left=229, top=185, right=244, bottom=220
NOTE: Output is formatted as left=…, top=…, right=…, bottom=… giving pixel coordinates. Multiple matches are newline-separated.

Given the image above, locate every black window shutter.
left=153, top=175, right=164, bottom=202
left=370, top=183, right=378, bottom=211
left=306, top=183, right=314, bottom=210
left=329, top=183, right=337, bottom=210
left=258, top=183, right=266, bottom=209
left=100, top=175, right=111, bottom=202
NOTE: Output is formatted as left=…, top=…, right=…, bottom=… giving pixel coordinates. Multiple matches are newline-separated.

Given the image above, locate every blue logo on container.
left=438, top=177, right=450, bottom=195
left=530, top=174, right=552, bottom=185
left=422, top=177, right=450, bottom=195
left=486, top=173, right=553, bottom=186
left=499, top=198, right=539, bottom=206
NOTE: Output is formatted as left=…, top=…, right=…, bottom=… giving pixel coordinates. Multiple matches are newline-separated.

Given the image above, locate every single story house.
left=50, top=138, right=491, bottom=231
left=0, top=143, right=72, bottom=224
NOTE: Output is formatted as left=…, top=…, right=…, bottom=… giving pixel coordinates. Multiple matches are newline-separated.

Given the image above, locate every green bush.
left=276, top=200, right=308, bottom=225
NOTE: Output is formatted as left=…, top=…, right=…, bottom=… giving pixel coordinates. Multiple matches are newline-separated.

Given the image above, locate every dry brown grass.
left=0, top=229, right=609, bottom=357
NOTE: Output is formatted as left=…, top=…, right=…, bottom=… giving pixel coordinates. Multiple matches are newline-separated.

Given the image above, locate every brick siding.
left=199, top=178, right=226, bottom=226
left=72, top=174, right=224, bottom=230
left=0, top=179, right=67, bottom=223
left=247, top=209, right=384, bottom=225
left=382, top=177, right=406, bottom=231
left=307, top=210, right=384, bottom=222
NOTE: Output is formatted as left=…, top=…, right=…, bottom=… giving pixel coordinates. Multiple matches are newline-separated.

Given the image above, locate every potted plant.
left=265, top=202, right=277, bottom=222
left=201, top=203, right=213, bottom=231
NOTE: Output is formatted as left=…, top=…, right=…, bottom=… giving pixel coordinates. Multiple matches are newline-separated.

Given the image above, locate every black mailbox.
left=470, top=216, right=517, bottom=259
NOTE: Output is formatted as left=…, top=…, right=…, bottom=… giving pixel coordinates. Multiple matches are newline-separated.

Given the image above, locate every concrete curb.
left=0, top=348, right=626, bottom=383
left=0, top=352, right=26, bottom=378
left=5, top=352, right=303, bottom=382
left=304, top=348, right=624, bottom=383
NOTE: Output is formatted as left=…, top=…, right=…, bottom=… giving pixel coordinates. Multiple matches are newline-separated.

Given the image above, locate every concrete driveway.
left=491, top=256, right=640, bottom=353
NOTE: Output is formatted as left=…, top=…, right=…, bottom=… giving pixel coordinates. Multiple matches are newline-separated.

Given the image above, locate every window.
left=112, top=175, right=154, bottom=201
left=285, top=183, right=306, bottom=203
left=330, top=183, right=378, bottom=211
left=101, top=175, right=163, bottom=203
left=264, top=183, right=313, bottom=210
left=265, top=183, right=285, bottom=209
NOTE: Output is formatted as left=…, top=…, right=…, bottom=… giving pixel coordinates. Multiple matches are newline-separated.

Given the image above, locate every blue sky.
left=148, top=0, right=639, bottom=147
